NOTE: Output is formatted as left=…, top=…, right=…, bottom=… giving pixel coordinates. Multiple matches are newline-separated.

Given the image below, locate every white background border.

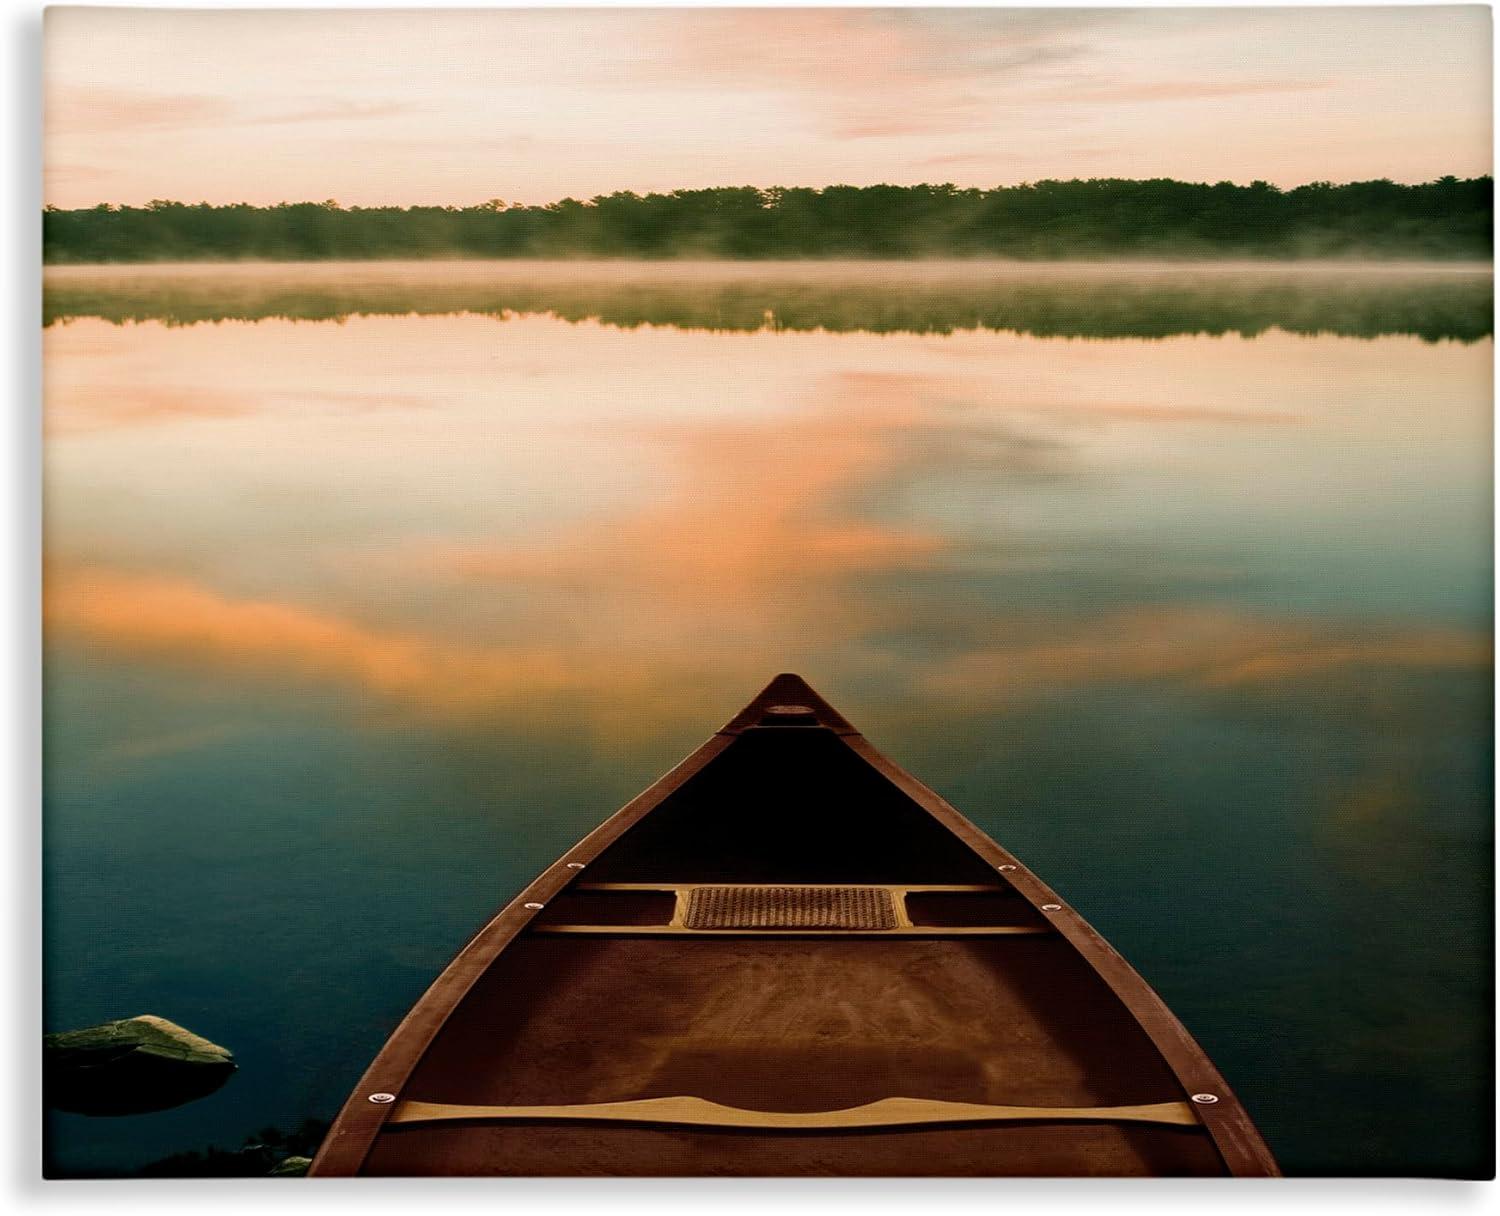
left=5, top=0, right=1496, bottom=1209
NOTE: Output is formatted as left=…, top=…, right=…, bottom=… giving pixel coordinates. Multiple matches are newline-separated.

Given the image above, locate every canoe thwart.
left=549, top=882, right=1037, bottom=935
left=387, top=1095, right=1202, bottom=1132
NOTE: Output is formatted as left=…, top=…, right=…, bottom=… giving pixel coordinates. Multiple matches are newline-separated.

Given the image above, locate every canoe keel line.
left=311, top=674, right=1279, bottom=1176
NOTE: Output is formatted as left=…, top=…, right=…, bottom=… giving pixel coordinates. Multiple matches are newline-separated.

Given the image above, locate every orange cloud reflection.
left=48, top=351, right=1492, bottom=739
left=46, top=565, right=581, bottom=713
left=924, top=606, right=1491, bottom=703
left=47, top=564, right=1491, bottom=739
left=429, top=374, right=942, bottom=613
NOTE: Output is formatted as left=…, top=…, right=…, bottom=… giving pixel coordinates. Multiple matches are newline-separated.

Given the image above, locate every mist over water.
left=44, top=259, right=1494, bottom=342
left=43, top=262, right=1493, bottom=1176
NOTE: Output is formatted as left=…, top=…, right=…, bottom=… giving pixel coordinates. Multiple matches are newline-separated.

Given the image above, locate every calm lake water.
left=43, top=262, right=1493, bottom=1177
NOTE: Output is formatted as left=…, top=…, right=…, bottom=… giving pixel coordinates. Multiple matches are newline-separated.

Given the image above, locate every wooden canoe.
left=310, top=674, right=1279, bottom=1177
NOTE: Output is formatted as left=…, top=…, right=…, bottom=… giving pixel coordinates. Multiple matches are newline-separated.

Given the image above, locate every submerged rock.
left=45, top=1015, right=236, bottom=1116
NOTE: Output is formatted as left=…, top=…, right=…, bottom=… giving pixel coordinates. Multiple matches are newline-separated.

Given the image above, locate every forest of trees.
left=43, top=177, right=1493, bottom=262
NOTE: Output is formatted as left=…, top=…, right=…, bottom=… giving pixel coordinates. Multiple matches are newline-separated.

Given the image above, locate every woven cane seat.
left=683, top=885, right=897, bottom=930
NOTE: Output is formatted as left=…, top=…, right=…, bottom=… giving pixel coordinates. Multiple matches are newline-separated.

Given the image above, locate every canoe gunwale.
left=309, top=673, right=1280, bottom=1177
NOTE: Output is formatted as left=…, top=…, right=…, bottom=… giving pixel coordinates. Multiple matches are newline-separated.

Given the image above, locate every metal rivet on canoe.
left=368, top=1092, right=396, bottom=1104
left=998, top=864, right=1017, bottom=872
left=1191, top=1093, right=1220, bottom=1105
left=1041, top=903, right=1062, bottom=911
left=565, top=862, right=585, bottom=869
left=523, top=902, right=545, bottom=910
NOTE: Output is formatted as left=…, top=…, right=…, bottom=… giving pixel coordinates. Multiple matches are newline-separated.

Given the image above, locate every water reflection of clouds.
left=43, top=312, right=1492, bottom=742
left=46, top=562, right=1490, bottom=743
left=920, top=607, right=1488, bottom=703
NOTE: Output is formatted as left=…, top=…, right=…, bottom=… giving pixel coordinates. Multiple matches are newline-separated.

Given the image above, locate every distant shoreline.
left=43, top=179, right=1493, bottom=263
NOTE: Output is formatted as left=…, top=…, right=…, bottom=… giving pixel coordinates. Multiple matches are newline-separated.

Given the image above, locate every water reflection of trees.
left=43, top=266, right=1494, bottom=342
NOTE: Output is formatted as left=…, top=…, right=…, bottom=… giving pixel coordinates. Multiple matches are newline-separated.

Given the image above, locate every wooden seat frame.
left=532, top=882, right=1051, bottom=937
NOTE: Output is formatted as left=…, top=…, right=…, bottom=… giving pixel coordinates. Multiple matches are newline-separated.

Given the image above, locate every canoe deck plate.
left=684, top=885, right=897, bottom=930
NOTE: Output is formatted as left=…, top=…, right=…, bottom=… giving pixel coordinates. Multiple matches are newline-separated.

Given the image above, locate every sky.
left=44, top=6, right=1493, bottom=208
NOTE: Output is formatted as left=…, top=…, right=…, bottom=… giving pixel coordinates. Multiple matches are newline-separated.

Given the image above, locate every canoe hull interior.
left=311, top=674, right=1279, bottom=1177
left=367, top=1117, right=1225, bottom=1177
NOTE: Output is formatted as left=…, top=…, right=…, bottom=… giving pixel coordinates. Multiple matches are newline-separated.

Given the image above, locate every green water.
left=43, top=262, right=1493, bottom=1176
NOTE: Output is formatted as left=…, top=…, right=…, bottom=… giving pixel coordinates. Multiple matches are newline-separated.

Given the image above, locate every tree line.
left=43, top=177, right=1493, bottom=262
